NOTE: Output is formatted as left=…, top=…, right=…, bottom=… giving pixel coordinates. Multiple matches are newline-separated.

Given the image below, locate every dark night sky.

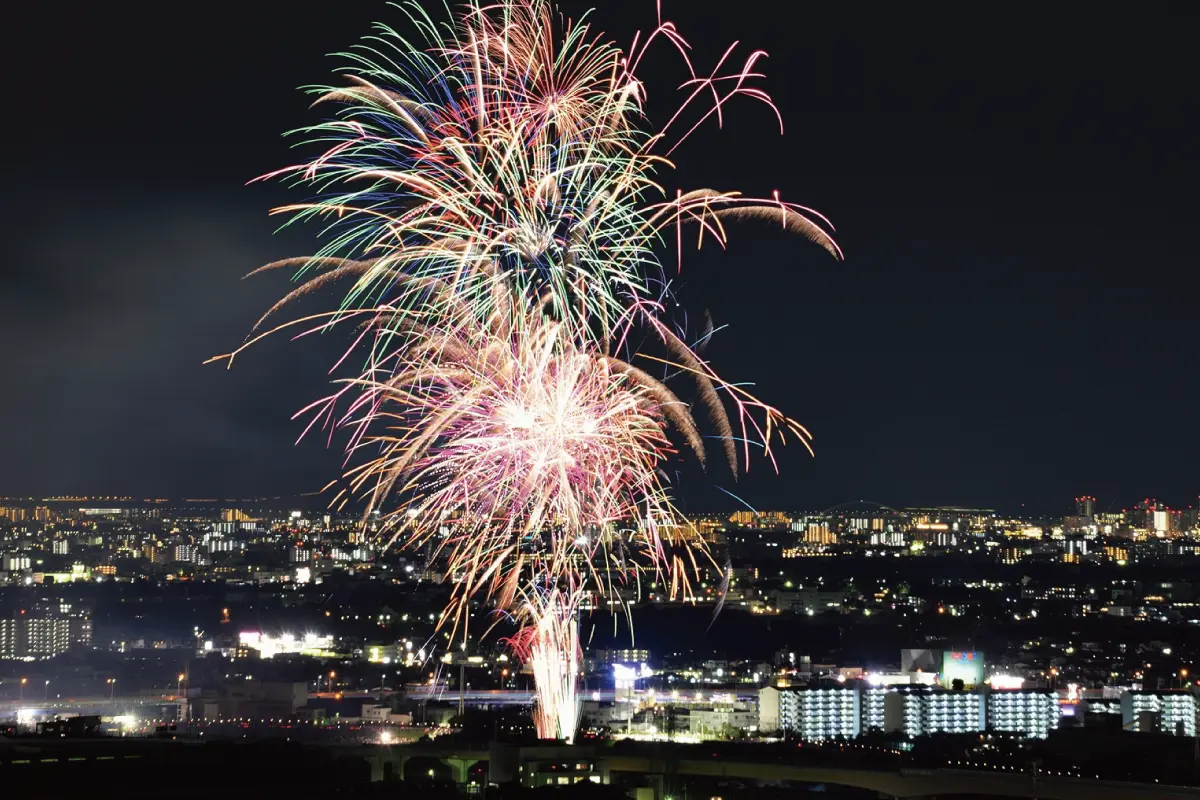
left=3, top=1, right=1198, bottom=514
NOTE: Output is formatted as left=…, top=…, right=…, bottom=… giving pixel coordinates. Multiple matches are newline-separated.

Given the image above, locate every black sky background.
left=3, top=1, right=1198, bottom=514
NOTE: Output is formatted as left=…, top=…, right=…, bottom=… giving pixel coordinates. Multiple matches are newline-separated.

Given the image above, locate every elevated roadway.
left=601, top=755, right=1200, bottom=800
left=347, top=742, right=1200, bottom=800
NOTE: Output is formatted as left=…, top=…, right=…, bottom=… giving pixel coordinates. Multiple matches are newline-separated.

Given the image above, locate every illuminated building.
left=1121, top=691, right=1197, bottom=736
left=1075, top=496, right=1095, bottom=519
left=729, top=510, right=788, bottom=528
left=770, top=683, right=986, bottom=738
left=802, top=524, right=836, bottom=545
left=1104, top=545, right=1129, bottom=563
left=0, top=603, right=89, bottom=659
left=920, top=690, right=985, bottom=735
left=884, top=687, right=986, bottom=737
left=206, top=536, right=240, bottom=553
left=236, top=631, right=335, bottom=659
left=762, top=686, right=848, bottom=739
left=760, top=686, right=860, bottom=740
left=0, top=619, right=14, bottom=658
left=770, top=589, right=845, bottom=614
left=756, top=687, right=784, bottom=734
left=1065, top=537, right=1089, bottom=557
left=757, top=511, right=791, bottom=528
left=1129, top=499, right=1158, bottom=531
left=690, top=704, right=759, bottom=737
left=768, top=682, right=1054, bottom=741
left=987, top=690, right=1058, bottom=738
left=51, top=540, right=69, bottom=555
left=23, top=618, right=70, bottom=658
left=2, top=554, right=31, bottom=572
left=690, top=517, right=725, bottom=542
left=367, top=640, right=416, bottom=666
left=863, top=674, right=939, bottom=731
left=593, top=648, right=650, bottom=665
left=870, top=531, right=904, bottom=547
left=518, top=757, right=601, bottom=789
left=864, top=687, right=888, bottom=731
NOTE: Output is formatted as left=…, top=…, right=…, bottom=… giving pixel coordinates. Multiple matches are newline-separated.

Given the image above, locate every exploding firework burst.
left=253, top=0, right=840, bottom=347
left=221, top=0, right=838, bottom=741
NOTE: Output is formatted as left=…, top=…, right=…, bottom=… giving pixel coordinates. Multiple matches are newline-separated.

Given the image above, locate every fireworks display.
left=220, top=0, right=838, bottom=741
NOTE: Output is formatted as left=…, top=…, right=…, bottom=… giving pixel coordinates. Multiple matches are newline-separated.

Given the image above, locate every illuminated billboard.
left=612, top=663, right=652, bottom=690
left=941, top=651, right=985, bottom=689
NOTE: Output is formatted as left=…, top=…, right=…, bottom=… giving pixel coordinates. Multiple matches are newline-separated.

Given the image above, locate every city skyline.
left=3, top=0, right=1198, bottom=511
left=4, top=465, right=1200, bottom=787
left=1, top=492, right=1197, bottom=518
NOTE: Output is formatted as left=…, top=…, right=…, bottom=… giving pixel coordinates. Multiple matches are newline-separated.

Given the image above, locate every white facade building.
left=2, top=554, right=31, bottom=572
left=759, top=686, right=860, bottom=740
left=766, top=684, right=1053, bottom=741
left=987, top=690, right=1058, bottom=738
left=0, top=616, right=74, bottom=660
left=690, top=705, right=759, bottom=737
left=882, top=687, right=986, bottom=737
left=1121, top=691, right=1197, bottom=736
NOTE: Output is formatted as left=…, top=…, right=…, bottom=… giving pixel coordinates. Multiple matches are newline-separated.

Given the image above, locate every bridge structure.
left=394, top=687, right=759, bottom=706
left=341, top=742, right=1200, bottom=800
left=0, top=735, right=1195, bottom=798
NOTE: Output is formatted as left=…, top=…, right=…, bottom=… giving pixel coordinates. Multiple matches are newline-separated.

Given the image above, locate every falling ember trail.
left=507, top=589, right=582, bottom=741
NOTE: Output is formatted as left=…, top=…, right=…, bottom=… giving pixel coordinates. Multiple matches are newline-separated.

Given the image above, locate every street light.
left=44, top=680, right=50, bottom=702
left=19, top=677, right=27, bottom=703
left=177, top=673, right=185, bottom=698
left=328, top=671, right=336, bottom=694
left=108, top=678, right=116, bottom=700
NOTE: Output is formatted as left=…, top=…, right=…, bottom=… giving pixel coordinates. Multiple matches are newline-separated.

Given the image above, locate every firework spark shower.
left=217, top=0, right=838, bottom=741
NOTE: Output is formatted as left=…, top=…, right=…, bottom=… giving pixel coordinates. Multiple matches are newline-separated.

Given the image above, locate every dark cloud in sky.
left=3, top=1, right=1199, bottom=512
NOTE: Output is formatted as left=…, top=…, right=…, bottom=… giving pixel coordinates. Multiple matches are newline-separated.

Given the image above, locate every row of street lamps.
left=11, top=677, right=114, bottom=702
left=11, top=674, right=188, bottom=703
left=12, top=677, right=51, bottom=703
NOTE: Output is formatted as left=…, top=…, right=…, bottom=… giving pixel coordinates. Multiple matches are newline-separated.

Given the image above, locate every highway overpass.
left=1, top=696, right=183, bottom=717
left=394, top=688, right=759, bottom=705
left=601, top=755, right=1200, bottom=800
left=0, top=735, right=1193, bottom=798
left=346, top=742, right=1200, bottom=800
